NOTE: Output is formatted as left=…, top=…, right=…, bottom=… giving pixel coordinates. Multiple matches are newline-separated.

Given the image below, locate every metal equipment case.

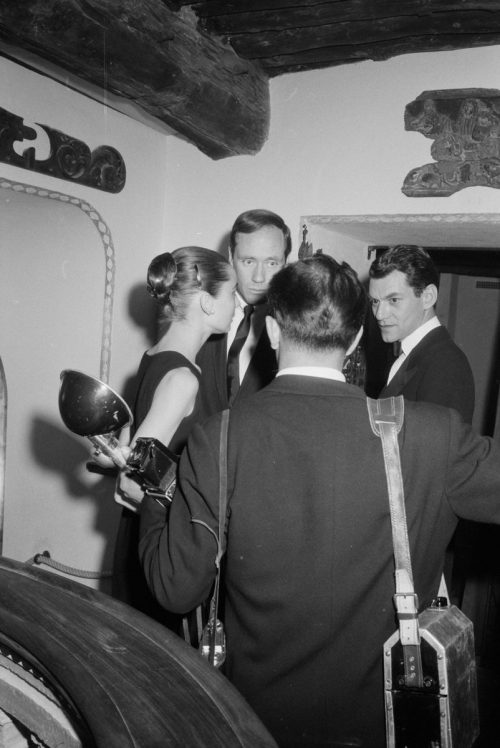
left=384, top=602, right=479, bottom=747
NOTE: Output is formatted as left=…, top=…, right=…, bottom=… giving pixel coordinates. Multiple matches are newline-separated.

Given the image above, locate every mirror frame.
left=0, top=177, right=116, bottom=383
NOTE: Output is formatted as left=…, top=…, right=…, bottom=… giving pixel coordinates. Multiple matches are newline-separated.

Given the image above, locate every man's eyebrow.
left=237, top=254, right=283, bottom=260
left=369, top=291, right=402, bottom=301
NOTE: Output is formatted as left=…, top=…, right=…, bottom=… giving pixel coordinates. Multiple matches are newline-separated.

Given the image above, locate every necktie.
left=387, top=350, right=406, bottom=384
left=227, top=304, right=254, bottom=404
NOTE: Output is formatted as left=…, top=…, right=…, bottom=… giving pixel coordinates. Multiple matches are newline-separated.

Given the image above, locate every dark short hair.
left=229, top=209, right=292, bottom=259
left=267, top=255, right=366, bottom=351
left=369, top=245, right=440, bottom=295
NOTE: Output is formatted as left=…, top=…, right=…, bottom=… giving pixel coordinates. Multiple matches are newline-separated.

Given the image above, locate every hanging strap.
left=367, top=396, right=423, bottom=688
left=216, top=408, right=230, bottom=567
left=206, top=408, right=230, bottom=665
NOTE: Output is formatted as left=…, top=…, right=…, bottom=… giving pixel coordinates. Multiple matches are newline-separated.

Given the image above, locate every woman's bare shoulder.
left=158, top=365, right=199, bottom=389
left=153, top=365, right=199, bottom=410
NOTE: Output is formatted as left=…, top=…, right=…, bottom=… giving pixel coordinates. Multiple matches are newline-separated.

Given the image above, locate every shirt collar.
left=235, top=291, right=246, bottom=312
left=401, top=316, right=441, bottom=357
left=276, top=366, right=346, bottom=382
left=235, top=291, right=266, bottom=315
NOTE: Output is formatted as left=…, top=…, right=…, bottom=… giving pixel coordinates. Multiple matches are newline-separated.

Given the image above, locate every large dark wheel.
left=0, top=557, right=276, bottom=747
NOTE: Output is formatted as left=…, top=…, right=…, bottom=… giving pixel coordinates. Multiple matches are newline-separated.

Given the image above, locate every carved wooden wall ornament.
left=0, top=107, right=126, bottom=193
left=402, top=89, right=500, bottom=197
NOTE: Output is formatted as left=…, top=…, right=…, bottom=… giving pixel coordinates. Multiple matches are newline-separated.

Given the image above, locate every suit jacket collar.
left=265, top=372, right=365, bottom=400
left=382, top=326, right=452, bottom=396
left=400, top=316, right=441, bottom=358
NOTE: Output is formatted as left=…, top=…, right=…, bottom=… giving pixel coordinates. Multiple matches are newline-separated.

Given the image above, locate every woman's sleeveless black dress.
left=112, top=351, right=201, bottom=628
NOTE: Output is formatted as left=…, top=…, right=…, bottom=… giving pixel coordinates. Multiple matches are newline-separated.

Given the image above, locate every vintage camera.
left=125, top=437, right=178, bottom=502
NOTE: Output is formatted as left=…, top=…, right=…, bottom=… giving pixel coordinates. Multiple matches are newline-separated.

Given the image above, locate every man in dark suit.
left=368, top=244, right=474, bottom=423
left=368, top=246, right=476, bottom=609
left=196, top=209, right=292, bottom=419
left=139, top=255, right=500, bottom=747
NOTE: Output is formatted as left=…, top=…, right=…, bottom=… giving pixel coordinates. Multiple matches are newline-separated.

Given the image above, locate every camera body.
left=126, top=437, right=178, bottom=501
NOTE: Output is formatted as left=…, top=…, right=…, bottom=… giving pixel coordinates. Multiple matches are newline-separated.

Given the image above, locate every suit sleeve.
left=138, top=416, right=224, bottom=614
left=444, top=408, right=500, bottom=521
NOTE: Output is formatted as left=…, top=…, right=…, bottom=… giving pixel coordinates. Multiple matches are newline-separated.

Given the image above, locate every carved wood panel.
left=402, top=89, right=500, bottom=197
left=0, top=107, right=126, bottom=193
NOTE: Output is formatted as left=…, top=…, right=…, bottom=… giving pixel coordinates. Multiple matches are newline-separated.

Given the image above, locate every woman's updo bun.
left=147, top=252, right=177, bottom=303
left=146, top=246, right=232, bottom=322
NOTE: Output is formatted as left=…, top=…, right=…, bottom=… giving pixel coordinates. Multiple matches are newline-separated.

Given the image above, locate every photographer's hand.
left=110, top=446, right=144, bottom=512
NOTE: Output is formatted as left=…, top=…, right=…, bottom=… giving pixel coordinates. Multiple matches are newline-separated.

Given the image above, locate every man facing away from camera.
left=139, top=254, right=500, bottom=747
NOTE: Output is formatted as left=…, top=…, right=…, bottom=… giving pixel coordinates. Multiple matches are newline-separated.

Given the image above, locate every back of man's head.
left=369, top=244, right=440, bottom=295
left=229, top=209, right=292, bottom=259
left=267, top=254, right=366, bottom=351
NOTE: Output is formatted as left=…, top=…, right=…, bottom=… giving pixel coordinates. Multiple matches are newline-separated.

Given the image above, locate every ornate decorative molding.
left=402, top=89, right=500, bottom=197
left=301, top=213, right=500, bottom=260
left=0, top=107, right=126, bottom=193
left=303, top=213, right=500, bottom=227
left=0, top=178, right=116, bottom=383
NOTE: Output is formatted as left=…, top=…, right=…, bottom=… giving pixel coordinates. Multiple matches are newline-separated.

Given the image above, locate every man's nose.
left=252, top=263, right=265, bottom=283
left=374, top=302, right=386, bottom=320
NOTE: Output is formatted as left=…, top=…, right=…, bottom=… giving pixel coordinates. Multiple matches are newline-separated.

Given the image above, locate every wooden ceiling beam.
left=223, top=11, right=500, bottom=58
left=184, top=1, right=500, bottom=77
left=184, top=0, right=500, bottom=26
left=0, top=0, right=270, bottom=159
left=258, top=31, right=500, bottom=76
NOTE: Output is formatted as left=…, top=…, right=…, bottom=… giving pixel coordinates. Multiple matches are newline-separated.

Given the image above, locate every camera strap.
left=367, top=395, right=424, bottom=688
left=200, top=408, right=230, bottom=667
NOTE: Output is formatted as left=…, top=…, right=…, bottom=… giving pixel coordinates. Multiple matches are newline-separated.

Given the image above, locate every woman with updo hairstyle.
left=111, top=246, right=236, bottom=630
left=147, top=246, right=234, bottom=325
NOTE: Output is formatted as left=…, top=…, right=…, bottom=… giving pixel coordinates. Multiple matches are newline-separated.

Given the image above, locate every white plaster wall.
left=163, top=45, right=500, bottom=256
left=1, top=43, right=500, bottom=588
left=0, top=57, right=169, bottom=587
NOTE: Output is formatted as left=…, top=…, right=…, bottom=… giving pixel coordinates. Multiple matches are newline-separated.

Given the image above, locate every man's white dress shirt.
left=277, top=366, right=346, bottom=382
left=387, top=316, right=441, bottom=384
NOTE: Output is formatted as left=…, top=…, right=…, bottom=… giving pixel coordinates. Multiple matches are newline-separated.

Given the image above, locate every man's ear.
left=265, top=315, right=280, bottom=350
left=345, top=326, right=363, bottom=357
left=200, top=291, right=215, bottom=316
left=422, top=284, right=438, bottom=309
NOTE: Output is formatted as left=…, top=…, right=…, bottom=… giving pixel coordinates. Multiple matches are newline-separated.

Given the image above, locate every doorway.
left=428, top=248, right=500, bottom=438
left=428, top=248, right=500, bottom=674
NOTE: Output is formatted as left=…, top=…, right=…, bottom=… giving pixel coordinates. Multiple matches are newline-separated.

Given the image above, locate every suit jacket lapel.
left=235, top=325, right=277, bottom=403
left=380, top=359, right=417, bottom=397
left=379, top=327, right=448, bottom=398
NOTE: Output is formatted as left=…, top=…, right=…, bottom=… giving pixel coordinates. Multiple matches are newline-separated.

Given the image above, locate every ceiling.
left=172, top=0, right=500, bottom=77
left=1, top=1, right=500, bottom=158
